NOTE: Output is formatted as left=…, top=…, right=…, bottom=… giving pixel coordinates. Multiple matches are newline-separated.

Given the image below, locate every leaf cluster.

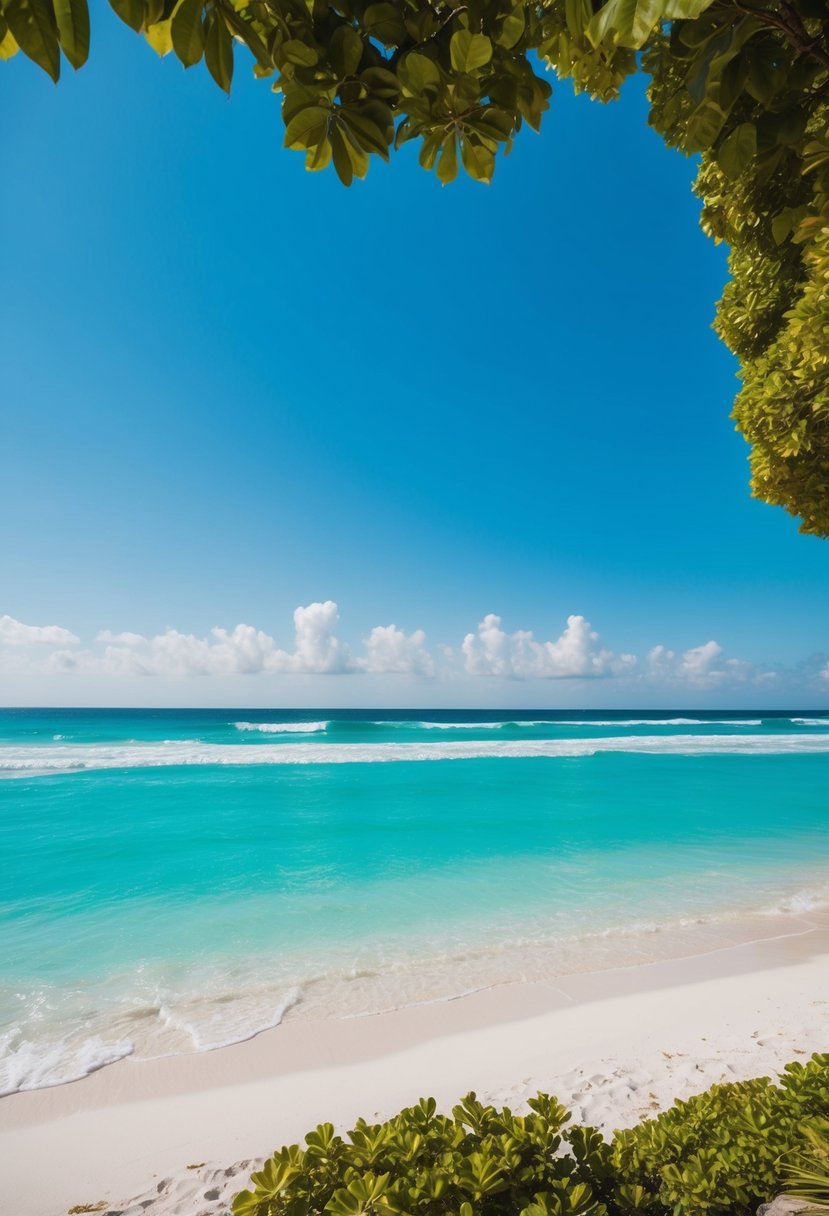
left=233, top=1092, right=603, bottom=1216
left=233, top=1054, right=829, bottom=1216
left=612, top=1055, right=829, bottom=1215
left=786, top=1120, right=829, bottom=1209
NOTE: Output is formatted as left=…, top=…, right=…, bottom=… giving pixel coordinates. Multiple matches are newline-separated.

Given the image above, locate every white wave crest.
left=556, top=718, right=764, bottom=726
left=157, top=986, right=301, bottom=1052
left=413, top=720, right=547, bottom=730
left=233, top=721, right=329, bottom=734
left=790, top=718, right=829, bottom=726
left=370, top=718, right=768, bottom=729
left=760, top=889, right=829, bottom=916
left=395, top=719, right=764, bottom=729
left=0, top=1030, right=134, bottom=1096
left=3, top=733, right=829, bottom=775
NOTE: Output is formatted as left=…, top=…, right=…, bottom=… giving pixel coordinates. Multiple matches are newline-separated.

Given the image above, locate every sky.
left=1, top=11, right=827, bottom=709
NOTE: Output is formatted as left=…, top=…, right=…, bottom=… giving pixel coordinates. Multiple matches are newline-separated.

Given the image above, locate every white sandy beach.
left=1, top=918, right=827, bottom=1216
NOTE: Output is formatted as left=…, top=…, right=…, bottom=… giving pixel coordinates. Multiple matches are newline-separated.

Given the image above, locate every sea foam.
left=555, top=718, right=764, bottom=726
left=0, top=1029, right=134, bottom=1097
left=3, top=733, right=829, bottom=775
left=234, top=721, right=329, bottom=734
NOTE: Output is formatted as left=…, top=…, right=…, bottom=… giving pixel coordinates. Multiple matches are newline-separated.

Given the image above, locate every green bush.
left=232, top=1054, right=829, bottom=1216
left=786, top=1120, right=829, bottom=1211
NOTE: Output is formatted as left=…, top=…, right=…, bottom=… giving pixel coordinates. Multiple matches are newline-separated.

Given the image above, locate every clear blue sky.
left=1, top=13, right=827, bottom=707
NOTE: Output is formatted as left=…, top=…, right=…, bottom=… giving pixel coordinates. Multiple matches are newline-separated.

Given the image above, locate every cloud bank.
left=462, top=613, right=635, bottom=679
left=0, top=615, right=79, bottom=647
left=0, top=606, right=822, bottom=695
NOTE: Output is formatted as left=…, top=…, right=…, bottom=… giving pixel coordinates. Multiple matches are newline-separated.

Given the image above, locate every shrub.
left=232, top=1053, right=829, bottom=1216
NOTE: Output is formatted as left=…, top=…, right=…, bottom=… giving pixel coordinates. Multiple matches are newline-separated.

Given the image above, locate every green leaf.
left=662, top=0, right=714, bottom=16
left=586, top=0, right=621, bottom=49
left=231, top=1190, right=261, bottom=1216
left=436, top=132, right=457, bottom=184
left=144, top=17, right=172, bottom=55
left=403, top=9, right=435, bottom=41
left=53, top=0, right=88, bottom=67
left=450, top=31, right=492, bottom=73
left=330, top=126, right=353, bottom=185
left=204, top=9, right=233, bottom=92
left=360, top=66, right=399, bottom=99
left=400, top=51, right=439, bottom=95
left=340, top=125, right=369, bottom=177
left=107, top=0, right=144, bottom=32
left=744, top=43, right=781, bottom=105
left=283, top=105, right=330, bottom=149
left=516, top=74, right=550, bottom=132
left=417, top=131, right=441, bottom=169
left=329, top=25, right=362, bottom=78
left=4, top=0, right=60, bottom=79
left=564, top=0, right=592, bottom=36
left=362, top=3, right=404, bottom=47
left=306, top=138, right=332, bottom=171
left=718, top=55, right=748, bottom=111
left=685, top=97, right=725, bottom=150
left=216, top=3, right=269, bottom=67
left=473, top=106, right=514, bottom=141
left=497, top=8, right=524, bottom=49
left=171, top=0, right=203, bottom=67
left=0, top=23, right=20, bottom=57
left=717, top=121, right=756, bottom=179
left=341, top=110, right=389, bottom=159
left=282, top=83, right=328, bottom=124
left=281, top=39, right=318, bottom=67
left=770, top=209, right=797, bottom=245
left=461, top=135, right=495, bottom=180
left=630, top=0, right=664, bottom=47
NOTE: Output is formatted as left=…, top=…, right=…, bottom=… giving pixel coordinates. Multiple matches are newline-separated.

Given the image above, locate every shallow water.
left=1, top=708, right=827, bottom=1094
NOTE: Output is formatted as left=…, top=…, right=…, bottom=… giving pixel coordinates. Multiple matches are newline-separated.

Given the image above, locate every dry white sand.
left=1, top=922, right=828, bottom=1216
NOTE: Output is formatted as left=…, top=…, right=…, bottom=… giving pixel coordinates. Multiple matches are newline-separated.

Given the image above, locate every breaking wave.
left=0, top=1029, right=134, bottom=1097
left=233, top=721, right=329, bottom=734
left=554, top=718, right=764, bottom=726
left=3, top=733, right=829, bottom=775
left=412, top=720, right=549, bottom=729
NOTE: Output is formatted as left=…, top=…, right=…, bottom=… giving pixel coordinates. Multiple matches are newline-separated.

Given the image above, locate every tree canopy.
left=2, top=0, right=827, bottom=534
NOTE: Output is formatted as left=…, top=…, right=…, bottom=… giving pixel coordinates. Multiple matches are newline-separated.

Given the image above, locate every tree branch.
left=725, top=1, right=829, bottom=74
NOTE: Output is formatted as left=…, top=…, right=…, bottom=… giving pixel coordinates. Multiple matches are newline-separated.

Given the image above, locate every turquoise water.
left=1, top=709, right=828, bottom=1094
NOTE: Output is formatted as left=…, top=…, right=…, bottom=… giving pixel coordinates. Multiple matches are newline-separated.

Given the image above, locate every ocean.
left=1, top=708, right=828, bottom=1096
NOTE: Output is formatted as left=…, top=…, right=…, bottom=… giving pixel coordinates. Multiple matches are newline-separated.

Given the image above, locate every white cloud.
left=821, top=662, right=829, bottom=682
left=104, top=626, right=275, bottom=677
left=0, top=614, right=79, bottom=647
left=647, top=640, right=723, bottom=685
left=646, top=641, right=772, bottom=687
left=96, top=630, right=146, bottom=646
left=358, top=625, right=435, bottom=676
left=211, top=625, right=279, bottom=675
left=270, top=601, right=350, bottom=674
left=94, top=629, right=243, bottom=678
left=45, top=648, right=88, bottom=672
left=1, top=607, right=819, bottom=698
left=72, top=603, right=351, bottom=678
left=462, top=613, right=635, bottom=679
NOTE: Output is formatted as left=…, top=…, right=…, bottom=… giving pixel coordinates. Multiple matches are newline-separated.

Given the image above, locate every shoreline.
left=4, top=880, right=828, bottom=1099
left=2, top=918, right=828, bottom=1216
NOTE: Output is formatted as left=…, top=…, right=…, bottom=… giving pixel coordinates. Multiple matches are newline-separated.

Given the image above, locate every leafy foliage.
left=231, top=1054, right=829, bottom=1216
left=612, top=1055, right=829, bottom=1215
left=2, top=0, right=827, bottom=532
left=785, top=1121, right=829, bottom=1210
